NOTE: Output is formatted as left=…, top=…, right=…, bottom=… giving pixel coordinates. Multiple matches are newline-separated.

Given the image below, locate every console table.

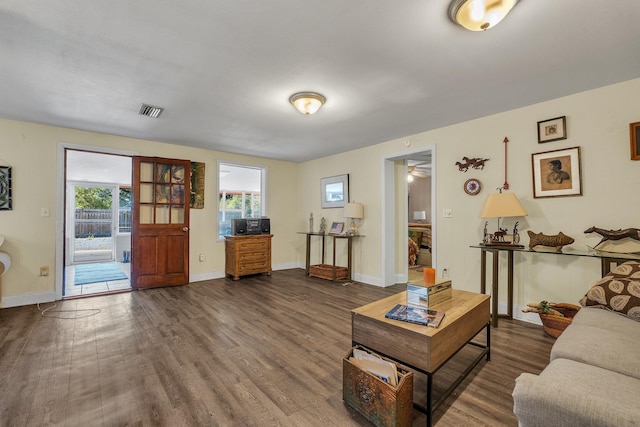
left=299, top=232, right=362, bottom=281
left=471, top=245, right=640, bottom=327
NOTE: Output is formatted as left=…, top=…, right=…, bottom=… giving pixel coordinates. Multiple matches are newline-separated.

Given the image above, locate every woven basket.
left=539, top=304, right=581, bottom=338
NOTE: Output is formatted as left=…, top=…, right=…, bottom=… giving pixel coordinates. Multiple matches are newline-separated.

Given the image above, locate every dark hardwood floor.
left=0, top=269, right=555, bottom=426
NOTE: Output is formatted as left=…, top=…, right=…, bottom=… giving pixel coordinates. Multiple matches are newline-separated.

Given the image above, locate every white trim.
left=381, top=145, right=436, bottom=287
left=1, top=291, right=57, bottom=308
left=56, top=143, right=138, bottom=300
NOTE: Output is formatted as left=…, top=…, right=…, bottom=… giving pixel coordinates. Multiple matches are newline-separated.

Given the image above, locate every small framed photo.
left=630, top=122, right=640, bottom=160
left=531, top=146, right=582, bottom=199
left=537, top=116, right=567, bottom=143
left=329, top=222, right=344, bottom=234
left=320, top=174, right=349, bottom=208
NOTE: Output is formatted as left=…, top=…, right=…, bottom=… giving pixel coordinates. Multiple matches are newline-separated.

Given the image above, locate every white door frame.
left=56, top=143, right=138, bottom=300
left=381, top=145, right=436, bottom=286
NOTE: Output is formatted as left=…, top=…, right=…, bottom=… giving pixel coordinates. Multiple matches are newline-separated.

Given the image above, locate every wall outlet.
left=40, top=266, right=49, bottom=276
left=442, top=267, right=449, bottom=278
left=199, top=253, right=205, bottom=262
left=442, top=208, right=453, bottom=218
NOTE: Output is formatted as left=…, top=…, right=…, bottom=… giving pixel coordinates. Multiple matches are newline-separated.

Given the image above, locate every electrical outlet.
left=442, top=208, right=453, bottom=218
left=199, top=253, right=205, bottom=262
left=40, top=266, right=49, bottom=276
left=442, top=267, right=449, bottom=278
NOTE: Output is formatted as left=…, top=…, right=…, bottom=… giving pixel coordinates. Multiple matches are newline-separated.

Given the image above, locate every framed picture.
left=531, top=146, right=582, bottom=199
left=0, top=166, right=12, bottom=210
left=329, top=221, right=344, bottom=234
left=321, top=174, right=349, bottom=208
left=630, top=122, right=640, bottom=161
left=537, top=116, right=567, bottom=143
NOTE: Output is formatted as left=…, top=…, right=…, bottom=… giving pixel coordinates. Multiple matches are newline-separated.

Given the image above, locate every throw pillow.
left=580, top=261, right=640, bottom=321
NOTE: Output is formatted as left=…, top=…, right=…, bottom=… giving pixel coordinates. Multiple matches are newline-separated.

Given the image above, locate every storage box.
left=309, top=263, right=348, bottom=280
left=342, top=346, right=413, bottom=427
left=407, top=278, right=452, bottom=307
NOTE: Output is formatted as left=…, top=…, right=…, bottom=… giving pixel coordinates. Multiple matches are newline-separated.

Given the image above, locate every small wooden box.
left=309, top=263, right=348, bottom=280
left=342, top=347, right=413, bottom=427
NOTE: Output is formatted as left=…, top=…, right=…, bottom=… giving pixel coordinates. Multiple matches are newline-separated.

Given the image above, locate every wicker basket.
left=539, top=303, right=581, bottom=338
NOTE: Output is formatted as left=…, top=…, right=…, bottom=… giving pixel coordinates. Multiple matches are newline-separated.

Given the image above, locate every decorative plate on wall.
left=464, top=178, right=481, bottom=195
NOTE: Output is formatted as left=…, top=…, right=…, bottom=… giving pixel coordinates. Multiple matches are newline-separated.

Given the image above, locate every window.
left=118, top=187, right=132, bottom=233
left=218, top=162, right=266, bottom=238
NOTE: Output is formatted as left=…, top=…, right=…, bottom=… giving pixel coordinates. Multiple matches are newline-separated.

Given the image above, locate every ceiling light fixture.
left=449, top=0, right=519, bottom=31
left=289, top=92, right=326, bottom=115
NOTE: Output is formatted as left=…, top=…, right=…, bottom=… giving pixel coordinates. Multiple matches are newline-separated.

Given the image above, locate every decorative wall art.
left=0, top=166, right=12, bottom=210
left=321, top=174, right=349, bottom=208
left=455, top=156, right=489, bottom=172
left=531, top=146, right=582, bottom=198
left=630, top=121, right=640, bottom=161
left=464, top=178, right=482, bottom=195
left=537, top=116, right=567, bottom=143
left=190, top=161, right=205, bottom=208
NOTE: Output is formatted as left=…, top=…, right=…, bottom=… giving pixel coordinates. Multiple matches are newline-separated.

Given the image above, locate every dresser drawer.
left=236, top=239, right=270, bottom=251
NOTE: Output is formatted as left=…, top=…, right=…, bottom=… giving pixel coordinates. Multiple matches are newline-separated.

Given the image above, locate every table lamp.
left=344, top=202, right=364, bottom=235
left=413, top=210, right=427, bottom=223
left=479, top=189, right=527, bottom=247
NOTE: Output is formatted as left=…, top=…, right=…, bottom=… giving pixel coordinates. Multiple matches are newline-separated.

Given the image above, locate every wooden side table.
left=225, top=234, right=272, bottom=280
left=299, top=232, right=363, bottom=281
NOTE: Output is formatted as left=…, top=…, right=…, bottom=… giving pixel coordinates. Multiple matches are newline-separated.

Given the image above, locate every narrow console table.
left=299, top=232, right=363, bottom=281
left=471, top=245, right=640, bottom=327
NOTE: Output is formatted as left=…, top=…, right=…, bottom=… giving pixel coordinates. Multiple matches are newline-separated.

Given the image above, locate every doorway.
left=382, top=146, right=436, bottom=286
left=63, top=149, right=133, bottom=298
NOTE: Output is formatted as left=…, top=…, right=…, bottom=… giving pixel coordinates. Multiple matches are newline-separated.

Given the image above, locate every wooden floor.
left=0, top=269, right=555, bottom=426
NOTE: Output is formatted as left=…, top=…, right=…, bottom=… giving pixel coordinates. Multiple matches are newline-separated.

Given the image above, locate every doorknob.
left=183, top=227, right=189, bottom=232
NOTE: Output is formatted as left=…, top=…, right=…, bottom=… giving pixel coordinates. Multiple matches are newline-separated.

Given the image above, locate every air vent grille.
left=139, top=103, right=164, bottom=118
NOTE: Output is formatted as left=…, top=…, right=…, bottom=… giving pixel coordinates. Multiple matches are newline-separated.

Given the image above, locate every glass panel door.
left=70, top=184, right=117, bottom=263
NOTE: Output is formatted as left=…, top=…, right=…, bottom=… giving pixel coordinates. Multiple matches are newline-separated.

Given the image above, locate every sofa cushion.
left=580, top=261, right=640, bottom=321
left=550, top=314, right=640, bottom=379
left=513, top=358, right=640, bottom=427
left=408, top=230, right=423, bottom=247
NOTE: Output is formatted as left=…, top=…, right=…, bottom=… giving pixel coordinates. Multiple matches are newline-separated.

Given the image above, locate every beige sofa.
left=512, top=261, right=640, bottom=427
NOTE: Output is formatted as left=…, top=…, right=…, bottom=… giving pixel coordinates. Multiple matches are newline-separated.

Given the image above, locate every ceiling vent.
left=138, top=103, right=164, bottom=118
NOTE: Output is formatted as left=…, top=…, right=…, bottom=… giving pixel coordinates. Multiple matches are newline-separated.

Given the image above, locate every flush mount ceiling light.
left=289, top=92, right=326, bottom=115
left=449, top=0, right=519, bottom=31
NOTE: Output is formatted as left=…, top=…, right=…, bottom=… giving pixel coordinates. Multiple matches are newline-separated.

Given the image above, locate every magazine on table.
left=384, top=303, right=445, bottom=328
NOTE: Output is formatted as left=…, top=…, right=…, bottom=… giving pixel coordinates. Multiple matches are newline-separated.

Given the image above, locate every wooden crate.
left=342, top=347, right=414, bottom=427
left=309, top=263, right=348, bottom=280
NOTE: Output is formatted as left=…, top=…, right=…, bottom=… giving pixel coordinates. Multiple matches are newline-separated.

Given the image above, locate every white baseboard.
left=2, top=291, right=57, bottom=308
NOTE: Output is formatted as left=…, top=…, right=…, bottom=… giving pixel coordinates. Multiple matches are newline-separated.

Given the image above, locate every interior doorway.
left=63, top=149, right=133, bottom=298
left=382, top=146, right=436, bottom=286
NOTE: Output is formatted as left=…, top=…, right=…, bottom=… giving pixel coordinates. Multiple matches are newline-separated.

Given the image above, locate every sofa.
left=512, top=261, right=640, bottom=427
left=408, top=223, right=432, bottom=267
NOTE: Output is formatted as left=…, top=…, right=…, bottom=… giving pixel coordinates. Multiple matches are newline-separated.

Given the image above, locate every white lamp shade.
left=344, top=202, right=364, bottom=219
left=0, top=251, right=11, bottom=275
left=479, top=192, right=527, bottom=218
left=413, top=211, right=427, bottom=221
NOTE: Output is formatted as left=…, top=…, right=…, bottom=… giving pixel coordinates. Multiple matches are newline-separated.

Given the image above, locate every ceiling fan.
left=408, top=165, right=429, bottom=178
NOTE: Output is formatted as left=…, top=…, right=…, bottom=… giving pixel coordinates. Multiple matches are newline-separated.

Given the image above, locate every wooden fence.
left=75, top=209, right=131, bottom=237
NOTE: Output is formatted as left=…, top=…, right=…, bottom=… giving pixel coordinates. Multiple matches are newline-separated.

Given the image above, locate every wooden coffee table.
left=351, top=289, right=490, bottom=427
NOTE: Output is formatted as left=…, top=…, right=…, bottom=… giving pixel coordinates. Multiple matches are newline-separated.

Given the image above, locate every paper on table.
left=351, top=348, right=398, bottom=386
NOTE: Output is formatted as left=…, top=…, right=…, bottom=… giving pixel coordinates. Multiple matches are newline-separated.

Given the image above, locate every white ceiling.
left=2, top=1, right=640, bottom=163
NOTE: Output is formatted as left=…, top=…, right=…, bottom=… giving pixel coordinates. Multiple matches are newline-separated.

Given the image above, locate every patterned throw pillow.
left=580, top=261, right=640, bottom=321
left=408, top=230, right=423, bottom=247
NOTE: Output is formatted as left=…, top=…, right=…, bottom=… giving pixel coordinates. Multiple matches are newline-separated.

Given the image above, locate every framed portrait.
left=320, top=174, right=349, bottom=208
left=537, top=116, right=567, bottom=143
left=531, top=146, right=582, bottom=199
left=0, top=166, right=12, bottom=210
left=630, top=122, right=640, bottom=161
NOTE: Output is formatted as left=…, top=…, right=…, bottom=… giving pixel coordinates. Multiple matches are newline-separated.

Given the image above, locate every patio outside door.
left=70, top=183, right=117, bottom=264
left=132, top=156, right=190, bottom=289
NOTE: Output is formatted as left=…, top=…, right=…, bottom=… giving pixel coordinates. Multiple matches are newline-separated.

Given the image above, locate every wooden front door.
left=132, top=156, right=190, bottom=289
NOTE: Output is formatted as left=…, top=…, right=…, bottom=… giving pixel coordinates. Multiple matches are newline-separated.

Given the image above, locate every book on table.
left=385, top=304, right=445, bottom=328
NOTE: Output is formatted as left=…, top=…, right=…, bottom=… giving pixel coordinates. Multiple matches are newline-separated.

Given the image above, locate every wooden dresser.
left=224, top=234, right=273, bottom=280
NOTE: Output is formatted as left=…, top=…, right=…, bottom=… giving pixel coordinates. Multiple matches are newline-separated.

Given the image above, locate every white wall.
left=0, top=120, right=300, bottom=307
left=300, top=77, right=640, bottom=320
